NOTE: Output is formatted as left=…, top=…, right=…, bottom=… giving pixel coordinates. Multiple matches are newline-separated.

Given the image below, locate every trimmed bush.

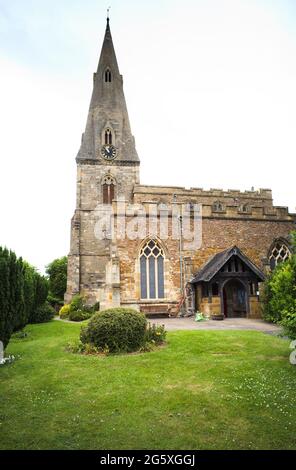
left=59, top=297, right=99, bottom=322
left=59, top=304, right=70, bottom=319
left=80, top=308, right=147, bottom=353
left=68, top=310, right=93, bottom=322
left=30, top=302, right=55, bottom=324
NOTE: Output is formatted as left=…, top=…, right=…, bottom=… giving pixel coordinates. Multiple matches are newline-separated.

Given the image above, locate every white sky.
left=0, top=0, right=295, bottom=273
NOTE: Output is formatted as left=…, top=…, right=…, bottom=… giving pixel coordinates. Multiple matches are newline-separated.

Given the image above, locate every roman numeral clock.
left=100, top=144, right=117, bottom=160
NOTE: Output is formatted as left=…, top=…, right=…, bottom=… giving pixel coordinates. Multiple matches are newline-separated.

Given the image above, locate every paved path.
left=55, top=315, right=282, bottom=335
left=147, top=317, right=282, bottom=335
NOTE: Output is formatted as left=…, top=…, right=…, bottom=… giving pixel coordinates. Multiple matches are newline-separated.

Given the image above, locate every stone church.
left=65, top=18, right=295, bottom=320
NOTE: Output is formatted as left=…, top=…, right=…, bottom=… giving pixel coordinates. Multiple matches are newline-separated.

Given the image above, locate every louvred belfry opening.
left=102, top=175, right=116, bottom=204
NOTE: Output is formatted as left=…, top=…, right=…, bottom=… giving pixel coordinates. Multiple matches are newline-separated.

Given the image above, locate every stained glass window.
left=140, top=240, right=165, bottom=299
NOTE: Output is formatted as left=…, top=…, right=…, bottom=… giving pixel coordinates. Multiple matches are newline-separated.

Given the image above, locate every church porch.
left=191, top=246, right=265, bottom=320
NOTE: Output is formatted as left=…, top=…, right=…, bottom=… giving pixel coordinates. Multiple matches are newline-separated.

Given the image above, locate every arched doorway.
left=223, top=279, right=247, bottom=318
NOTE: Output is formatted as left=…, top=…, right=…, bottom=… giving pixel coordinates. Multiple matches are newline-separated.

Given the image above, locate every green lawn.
left=0, top=320, right=295, bottom=450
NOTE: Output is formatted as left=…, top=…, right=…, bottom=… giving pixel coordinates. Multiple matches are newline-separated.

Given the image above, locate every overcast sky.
left=0, top=0, right=295, bottom=273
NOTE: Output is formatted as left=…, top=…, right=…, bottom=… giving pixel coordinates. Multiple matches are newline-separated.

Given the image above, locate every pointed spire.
left=76, top=16, right=140, bottom=164
left=107, top=6, right=111, bottom=25
left=96, top=15, right=120, bottom=78
left=105, top=13, right=111, bottom=40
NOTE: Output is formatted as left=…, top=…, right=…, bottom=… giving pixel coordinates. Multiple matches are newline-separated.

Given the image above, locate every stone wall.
left=191, top=218, right=295, bottom=274
left=66, top=179, right=295, bottom=309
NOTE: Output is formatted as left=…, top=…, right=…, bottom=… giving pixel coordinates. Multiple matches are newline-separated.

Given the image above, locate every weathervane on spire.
left=107, top=6, right=111, bottom=20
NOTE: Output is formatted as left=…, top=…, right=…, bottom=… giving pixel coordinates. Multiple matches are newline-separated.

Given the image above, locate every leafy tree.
left=263, top=232, right=296, bottom=338
left=46, top=257, right=67, bottom=300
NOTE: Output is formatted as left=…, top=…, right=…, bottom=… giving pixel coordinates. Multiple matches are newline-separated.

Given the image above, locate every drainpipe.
left=178, top=215, right=186, bottom=318
left=178, top=215, right=183, bottom=293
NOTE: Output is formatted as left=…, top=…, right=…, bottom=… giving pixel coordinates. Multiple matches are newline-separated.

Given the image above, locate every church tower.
left=65, top=17, right=140, bottom=306
left=65, top=16, right=296, bottom=318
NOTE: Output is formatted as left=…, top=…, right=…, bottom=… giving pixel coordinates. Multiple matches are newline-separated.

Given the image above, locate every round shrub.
left=59, top=304, right=70, bottom=319
left=30, top=302, right=55, bottom=324
left=68, top=309, right=93, bottom=322
left=80, top=308, right=147, bottom=353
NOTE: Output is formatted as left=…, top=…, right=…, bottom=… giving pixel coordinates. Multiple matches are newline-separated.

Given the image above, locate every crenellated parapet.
left=134, top=185, right=273, bottom=202
left=133, top=185, right=295, bottom=222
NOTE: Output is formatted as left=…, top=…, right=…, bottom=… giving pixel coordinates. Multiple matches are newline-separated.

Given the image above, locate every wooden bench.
left=140, top=304, right=179, bottom=317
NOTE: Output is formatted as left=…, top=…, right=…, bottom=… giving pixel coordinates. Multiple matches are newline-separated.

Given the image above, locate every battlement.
left=132, top=185, right=295, bottom=222
left=134, top=185, right=273, bottom=200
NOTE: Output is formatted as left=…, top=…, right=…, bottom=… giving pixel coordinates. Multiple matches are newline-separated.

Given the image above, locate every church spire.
left=76, top=17, right=139, bottom=164
left=94, top=15, right=120, bottom=85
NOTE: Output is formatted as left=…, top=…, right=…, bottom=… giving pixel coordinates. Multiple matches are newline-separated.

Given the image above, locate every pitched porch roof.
left=191, top=246, right=265, bottom=284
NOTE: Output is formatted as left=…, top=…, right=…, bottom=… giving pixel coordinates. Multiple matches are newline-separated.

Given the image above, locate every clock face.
left=100, top=145, right=117, bottom=160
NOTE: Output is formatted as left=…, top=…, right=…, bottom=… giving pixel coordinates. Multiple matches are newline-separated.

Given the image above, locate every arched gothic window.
left=140, top=240, right=165, bottom=299
left=240, top=203, right=251, bottom=213
left=102, top=174, right=116, bottom=205
left=104, top=128, right=113, bottom=145
left=213, top=201, right=224, bottom=212
left=105, top=68, right=112, bottom=82
left=269, top=239, right=291, bottom=270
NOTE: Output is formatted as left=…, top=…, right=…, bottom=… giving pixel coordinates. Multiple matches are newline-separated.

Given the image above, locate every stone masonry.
left=65, top=18, right=296, bottom=318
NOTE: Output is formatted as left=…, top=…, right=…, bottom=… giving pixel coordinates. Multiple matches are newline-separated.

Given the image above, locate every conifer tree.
left=0, top=247, right=49, bottom=350
left=0, top=248, right=13, bottom=348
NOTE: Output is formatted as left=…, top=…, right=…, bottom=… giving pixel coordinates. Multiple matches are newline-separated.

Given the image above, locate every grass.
left=0, top=320, right=296, bottom=450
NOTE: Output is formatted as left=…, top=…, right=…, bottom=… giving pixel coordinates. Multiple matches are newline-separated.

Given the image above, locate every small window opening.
left=104, top=128, right=113, bottom=145
left=102, top=175, right=116, bottom=205
left=105, top=68, right=112, bottom=82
